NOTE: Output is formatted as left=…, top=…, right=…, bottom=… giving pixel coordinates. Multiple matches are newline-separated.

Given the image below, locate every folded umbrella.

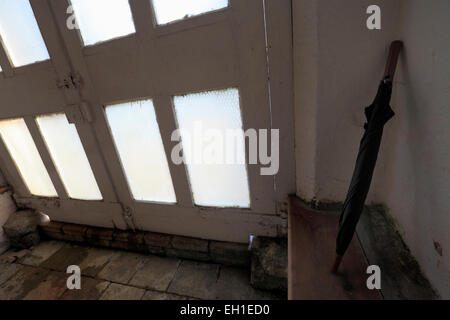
left=332, top=41, right=403, bottom=273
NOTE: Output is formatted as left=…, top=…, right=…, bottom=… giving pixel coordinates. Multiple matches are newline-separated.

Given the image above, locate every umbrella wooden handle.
left=383, top=40, right=403, bottom=81
left=331, top=254, right=343, bottom=274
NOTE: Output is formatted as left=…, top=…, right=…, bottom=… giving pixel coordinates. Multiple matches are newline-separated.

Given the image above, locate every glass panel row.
left=0, top=89, right=250, bottom=208
left=0, top=0, right=230, bottom=67
left=0, top=114, right=101, bottom=200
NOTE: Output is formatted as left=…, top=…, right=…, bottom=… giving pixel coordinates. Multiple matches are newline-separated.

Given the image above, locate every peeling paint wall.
left=293, top=0, right=449, bottom=297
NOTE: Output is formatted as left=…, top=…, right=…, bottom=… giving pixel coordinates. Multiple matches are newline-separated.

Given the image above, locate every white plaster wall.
left=293, top=0, right=319, bottom=200
left=294, top=0, right=401, bottom=202
left=378, top=0, right=450, bottom=298
left=293, top=0, right=449, bottom=297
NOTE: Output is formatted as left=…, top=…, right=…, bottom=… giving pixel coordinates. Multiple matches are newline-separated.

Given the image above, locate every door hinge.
left=121, top=204, right=136, bottom=231
left=56, top=72, right=82, bottom=90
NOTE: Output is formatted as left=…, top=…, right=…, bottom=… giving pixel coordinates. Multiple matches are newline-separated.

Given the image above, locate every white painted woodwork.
left=0, top=0, right=295, bottom=243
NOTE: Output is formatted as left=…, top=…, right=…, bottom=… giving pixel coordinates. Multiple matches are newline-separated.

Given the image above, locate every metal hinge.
left=120, top=204, right=136, bottom=231
left=56, top=72, right=82, bottom=90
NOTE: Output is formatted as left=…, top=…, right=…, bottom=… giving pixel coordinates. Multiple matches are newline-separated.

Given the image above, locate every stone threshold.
left=40, top=221, right=250, bottom=267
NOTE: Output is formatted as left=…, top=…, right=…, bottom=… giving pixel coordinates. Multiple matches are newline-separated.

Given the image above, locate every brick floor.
left=0, top=240, right=278, bottom=300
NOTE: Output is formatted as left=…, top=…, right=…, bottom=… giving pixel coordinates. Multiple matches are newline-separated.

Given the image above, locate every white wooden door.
left=0, top=0, right=295, bottom=243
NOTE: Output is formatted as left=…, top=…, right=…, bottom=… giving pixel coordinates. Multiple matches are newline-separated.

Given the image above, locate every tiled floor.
left=0, top=241, right=280, bottom=300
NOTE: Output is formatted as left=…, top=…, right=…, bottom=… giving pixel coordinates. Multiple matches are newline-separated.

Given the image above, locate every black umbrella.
left=331, top=41, right=403, bottom=273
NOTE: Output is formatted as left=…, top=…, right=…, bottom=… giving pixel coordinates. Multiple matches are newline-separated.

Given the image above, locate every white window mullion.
left=24, top=116, right=69, bottom=200
left=70, top=118, right=118, bottom=203
left=35, top=113, right=102, bottom=201
left=153, top=96, right=193, bottom=207
left=48, top=0, right=133, bottom=210
left=0, top=39, right=13, bottom=77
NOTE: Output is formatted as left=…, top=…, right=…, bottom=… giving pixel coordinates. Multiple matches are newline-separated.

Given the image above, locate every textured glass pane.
left=105, top=100, right=176, bottom=203
left=71, top=0, right=136, bottom=46
left=0, top=0, right=50, bottom=67
left=173, top=88, right=250, bottom=208
left=0, top=118, right=57, bottom=197
left=152, top=0, right=228, bottom=25
left=36, top=113, right=102, bottom=201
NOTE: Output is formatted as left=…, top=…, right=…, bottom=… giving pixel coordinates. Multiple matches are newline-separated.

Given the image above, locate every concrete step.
left=288, top=196, right=381, bottom=300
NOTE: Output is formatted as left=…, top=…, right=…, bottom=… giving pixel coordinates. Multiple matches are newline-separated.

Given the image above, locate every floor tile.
left=215, top=267, right=279, bottom=300
left=60, top=277, right=110, bottom=300
left=19, top=241, right=65, bottom=267
left=97, top=252, right=146, bottom=284
left=99, top=283, right=145, bottom=300
left=78, top=247, right=117, bottom=277
left=40, top=244, right=90, bottom=272
left=23, top=271, right=68, bottom=300
left=167, top=260, right=220, bottom=300
left=142, top=290, right=191, bottom=300
left=129, top=255, right=180, bottom=291
left=0, top=249, right=31, bottom=264
left=0, top=266, right=49, bottom=300
left=0, top=262, right=24, bottom=286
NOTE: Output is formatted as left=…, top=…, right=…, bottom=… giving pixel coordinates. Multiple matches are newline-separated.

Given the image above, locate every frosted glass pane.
left=173, top=89, right=250, bottom=208
left=105, top=100, right=176, bottom=203
left=36, top=113, right=102, bottom=201
left=71, top=0, right=136, bottom=46
left=152, top=0, right=228, bottom=25
left=0, top=118, right=57, bottom=197
left=0, top=0, right=50, bottom=67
